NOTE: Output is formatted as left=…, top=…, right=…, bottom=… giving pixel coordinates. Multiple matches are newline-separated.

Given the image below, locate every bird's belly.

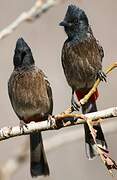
left=12, top=100, right=50, bottom=122
left=17, top=107, right=40, bottom=119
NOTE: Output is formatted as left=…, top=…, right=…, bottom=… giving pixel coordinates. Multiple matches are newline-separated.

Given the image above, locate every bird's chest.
left=63, top=41, right=97, bottom=89
left=9, top=69, right=50, bottom=122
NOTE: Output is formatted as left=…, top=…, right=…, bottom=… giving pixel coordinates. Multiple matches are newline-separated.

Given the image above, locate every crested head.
left=59, top=5, right=89, bottom=40
left=66, top=5, right=88, bottom=24
left=13, top=38, right=35, bottom=69
left=65, top=5, right=82, bottom=20
left=15, top=38, right=30, bottom=51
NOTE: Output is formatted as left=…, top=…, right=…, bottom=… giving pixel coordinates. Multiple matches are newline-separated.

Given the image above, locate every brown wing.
left=8, top=66, right=50, bottom=120
left=88, top=26, right=104, bottom=61
left=45, top=78, right=53, bottom=115
left=96, top=40, right=104, bottom=61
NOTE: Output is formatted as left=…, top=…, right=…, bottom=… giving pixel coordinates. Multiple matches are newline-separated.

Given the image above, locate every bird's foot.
left=20, top=120, right=28, bottom=133
left=97, top=70, right=107, bottom=82
left=71, top=99, right=80, bottom=112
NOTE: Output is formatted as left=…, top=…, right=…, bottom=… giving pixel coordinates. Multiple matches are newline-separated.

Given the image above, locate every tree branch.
left=0, top=0, right=59, bottom=39
left=0, top=120, right=117, bottom=180
left=0, top=106, right=117, bottom=141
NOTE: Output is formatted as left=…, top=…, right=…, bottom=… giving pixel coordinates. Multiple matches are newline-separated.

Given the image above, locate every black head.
left=59, top=5, right=89, bottom=40
left=13, top=38, right=35, bottom=69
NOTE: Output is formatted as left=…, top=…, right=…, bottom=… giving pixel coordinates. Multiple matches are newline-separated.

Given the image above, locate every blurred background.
left=0, top=0, right=117, bottom=179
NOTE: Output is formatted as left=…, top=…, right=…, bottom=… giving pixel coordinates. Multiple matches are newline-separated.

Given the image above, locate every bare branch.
left=0, top=0, right=58, bottom=39
left=0, top=107, right=117, bottom=141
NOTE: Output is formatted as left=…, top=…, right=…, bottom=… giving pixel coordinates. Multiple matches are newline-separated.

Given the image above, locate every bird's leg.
left=97, top=70, right=107, bottom=82
left=20, top=120, right=28, bottom=133
left=71, top=89, right=80, bottom=112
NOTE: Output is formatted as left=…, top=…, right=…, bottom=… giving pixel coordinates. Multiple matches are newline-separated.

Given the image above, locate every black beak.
left=59, top=21, right=70, bottom=27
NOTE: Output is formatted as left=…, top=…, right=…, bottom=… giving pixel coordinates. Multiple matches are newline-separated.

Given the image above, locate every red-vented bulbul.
left=59, top=5, right=107, bottom=159
left=8, top=38, right=53, bottom=176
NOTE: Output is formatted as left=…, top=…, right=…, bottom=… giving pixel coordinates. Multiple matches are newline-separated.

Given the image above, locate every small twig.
left=0, top=0, right=58, bottom=39
left=80, top=62, right=117, bottom=105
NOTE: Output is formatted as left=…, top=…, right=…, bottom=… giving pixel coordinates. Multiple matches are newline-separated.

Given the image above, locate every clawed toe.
left=71, top=100, right=80, bottom=112
left=97, top=70, right=107, bottom=82
left=71, top=90, right=80, bottom=112
left=20, top=120, right=28, bottom=133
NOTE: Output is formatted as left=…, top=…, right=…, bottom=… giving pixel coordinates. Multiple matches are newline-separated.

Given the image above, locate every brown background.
left=0, top=0, right=117, bottom=179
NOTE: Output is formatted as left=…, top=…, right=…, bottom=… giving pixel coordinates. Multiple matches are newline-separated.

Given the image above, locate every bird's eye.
left=68, top=22, right=73, bottom=27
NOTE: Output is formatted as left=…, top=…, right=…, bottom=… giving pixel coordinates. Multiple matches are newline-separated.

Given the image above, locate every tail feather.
left=82, top=100, right=108, bottom=159
left=30, top=132, right=49, bottom=177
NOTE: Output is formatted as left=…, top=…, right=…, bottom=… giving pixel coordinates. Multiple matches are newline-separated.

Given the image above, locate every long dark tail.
left=82, top=101, right=108, bottom=159
left=30, top=132, right=49, bottom=177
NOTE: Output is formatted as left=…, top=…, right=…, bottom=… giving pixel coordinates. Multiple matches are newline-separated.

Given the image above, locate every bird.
left=8, top=38, right=53, bottom=176
left=59, top=4, right=107, bottom=159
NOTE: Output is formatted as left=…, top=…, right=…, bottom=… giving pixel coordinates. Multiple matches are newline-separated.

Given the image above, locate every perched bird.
left=8, top=38, right=53, bottom=176
left=60, top=5, right=107, bottom=159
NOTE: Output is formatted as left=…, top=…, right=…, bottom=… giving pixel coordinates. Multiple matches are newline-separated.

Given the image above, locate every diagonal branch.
left=0, top=0, right=59, bottom=39
left=79, top=62, right=117, bottom=105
